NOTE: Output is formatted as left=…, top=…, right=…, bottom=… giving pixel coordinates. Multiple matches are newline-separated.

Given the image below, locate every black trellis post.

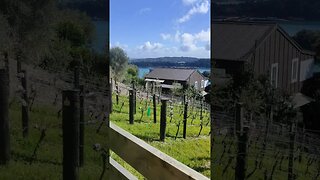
left=0, top=69, right=10, bottom=165
left=79, top=85, right=84, bottom=167
left=153, top=94, right=157, bottom=123
left=183, top=101, right=188, bottom=139
left=160, top=99, right=168, bottom=141
left=21, top=70, right=29, bottom=138
left=62, top=90, right=80, bottom=180
left=129, top=89, right=134, bottom=124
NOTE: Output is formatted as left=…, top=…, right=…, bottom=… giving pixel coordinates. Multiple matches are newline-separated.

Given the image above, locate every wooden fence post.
left=160, top=98, right=168, bottom=141
left=153, top=94, right=157, bottom=123
left=0, top=69, right=10, bottom=165
left=235, top=126, right=249, bottom=180
left=129, top=89, right=134, bottom=124
left=79, top=85, right=84, bottom=167
left=183, top=101, right=188, bottom=139
left=288, top=121, right=295, bottom=180
left=21, top=70, right=29, bottom=138
left=62, top=90, right=80, bottom=180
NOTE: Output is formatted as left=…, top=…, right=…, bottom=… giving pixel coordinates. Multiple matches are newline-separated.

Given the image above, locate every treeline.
left=213, top=0, right=320, bottom=20
left=131, top=57, right=210, bottom=68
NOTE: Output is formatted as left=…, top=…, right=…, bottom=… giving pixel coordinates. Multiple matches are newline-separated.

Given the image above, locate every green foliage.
left=202, top=71, right=210, bottom=78
left=110, top=47, right=129, bottom=82
left=56, top=21, right=86, bottom=47
left=293, top=30, right=320, bottom=57
left=213, top=69, right=297, bottom=123
left=123, top=64, right=139, bottom=85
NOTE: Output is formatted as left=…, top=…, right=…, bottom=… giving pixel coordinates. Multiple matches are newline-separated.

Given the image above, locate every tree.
left=110, top=47, right=129, bottom=84
left=202, top=71, right=210, bottom=78
left=293, top=30, right=320, bottom=58
left=0, top=0, right=57, bottom=65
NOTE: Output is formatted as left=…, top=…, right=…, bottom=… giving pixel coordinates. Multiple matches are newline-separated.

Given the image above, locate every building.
left=213, top=21, right=315, bottom=95
left=144, top=68, right=208, bottom=92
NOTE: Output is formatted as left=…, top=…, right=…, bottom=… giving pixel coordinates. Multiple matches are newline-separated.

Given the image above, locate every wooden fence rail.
left=109, top=122, right=209, bottom=180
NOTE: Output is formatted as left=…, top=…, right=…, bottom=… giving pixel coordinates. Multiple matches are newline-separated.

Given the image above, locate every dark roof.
left=145, top=68, right=198, bottom=81
left=213, top=21, right=275, bottom=61
left=213, top=21, right=315, bottom=61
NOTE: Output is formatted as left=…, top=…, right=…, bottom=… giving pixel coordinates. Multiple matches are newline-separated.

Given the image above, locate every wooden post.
left=116, top=83, right=119, bottom=105
left=129, top=89, right=134, bottom=124
left=4, top=52, right=9, bottom=79
left=79, top=85, right=84, bottom=167
left=153, top=94, right=157, bottom=123
left=288, top=122, right=295, bottom=180
left=160, top=99, right=167, bottom=141
left=133, top=82, right=136, bottom=114
left=17, top=60, right=21, bottom=73
left=21, top=70, right=29, bottom=138
left=62, top=90, right=80, bottom=180
left=235, top=103, right=243, bottom=136
left=183, top=101, right=188, bottom=139
left=74, top=66, right=80, bottom=89
left=0, top=69, right=10, bottom=165
left=235, top=126, right=249, bottom=180
left=110, top=78, right=113, bottom=113
left=200, top=100, right=203, bottom=120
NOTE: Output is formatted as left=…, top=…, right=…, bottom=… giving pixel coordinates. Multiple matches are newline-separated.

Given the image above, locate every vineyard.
left=0, top=58, right=320, bottom=179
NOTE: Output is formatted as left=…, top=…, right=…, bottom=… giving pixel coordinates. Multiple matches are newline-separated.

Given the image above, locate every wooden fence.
left=109, top=122, right=209, bottom=180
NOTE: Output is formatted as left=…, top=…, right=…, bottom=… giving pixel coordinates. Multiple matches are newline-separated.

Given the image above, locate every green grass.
left=110, top=94, right=211, bottom=178
left=1, top=95, right=319, bottom=179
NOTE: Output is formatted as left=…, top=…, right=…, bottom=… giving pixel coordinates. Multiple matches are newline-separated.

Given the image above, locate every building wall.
left=188, top=71, right=206, bottom=90
left=251, top=28, right=315, bottom=94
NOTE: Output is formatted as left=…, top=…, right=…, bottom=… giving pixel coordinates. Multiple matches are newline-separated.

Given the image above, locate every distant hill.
left=130, top=57, right=210, bottom=68
left=213, top=0, right=320, bottom=21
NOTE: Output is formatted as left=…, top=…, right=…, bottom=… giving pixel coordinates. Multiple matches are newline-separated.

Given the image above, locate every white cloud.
left=182, top=0, right=199, bottom=5
left=160, top=28, right=210, bottom=52
left=139, top=8, right=151, bottom=15
left=195, top=28, right=210, bottom=42
left=139, top=41, right=163, bottom=51
left=180, top=33, right=196, bottom=51
left=160, top=33, right=171, bottom=40
left=178, top=0, right=209, bottom=23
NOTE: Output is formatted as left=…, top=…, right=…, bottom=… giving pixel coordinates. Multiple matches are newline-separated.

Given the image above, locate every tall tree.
left=110, top=47, right=128, bottom=84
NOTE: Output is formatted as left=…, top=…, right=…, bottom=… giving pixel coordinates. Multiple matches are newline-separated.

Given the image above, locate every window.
left=201, top=80, right=205, bottom=88
left=194, top=81, right=198, bottom=90
left=291, top=58, right=298, bottom=83
left=271, top=63, right=278, bottom=88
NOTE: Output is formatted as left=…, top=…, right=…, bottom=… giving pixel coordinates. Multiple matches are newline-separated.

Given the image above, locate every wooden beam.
left=110, top=157, right=138, bottom=180
left=109, top=122, right=209, bottom=180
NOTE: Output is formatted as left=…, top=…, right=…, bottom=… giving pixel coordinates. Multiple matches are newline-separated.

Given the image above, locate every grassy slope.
left=0, top=95, right=211, bottom=179
left=0, top=95, right=318, bottom=179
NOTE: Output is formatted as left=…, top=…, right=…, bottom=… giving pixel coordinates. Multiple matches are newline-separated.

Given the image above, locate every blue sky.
left=110, top=0, right=210, bottom=59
